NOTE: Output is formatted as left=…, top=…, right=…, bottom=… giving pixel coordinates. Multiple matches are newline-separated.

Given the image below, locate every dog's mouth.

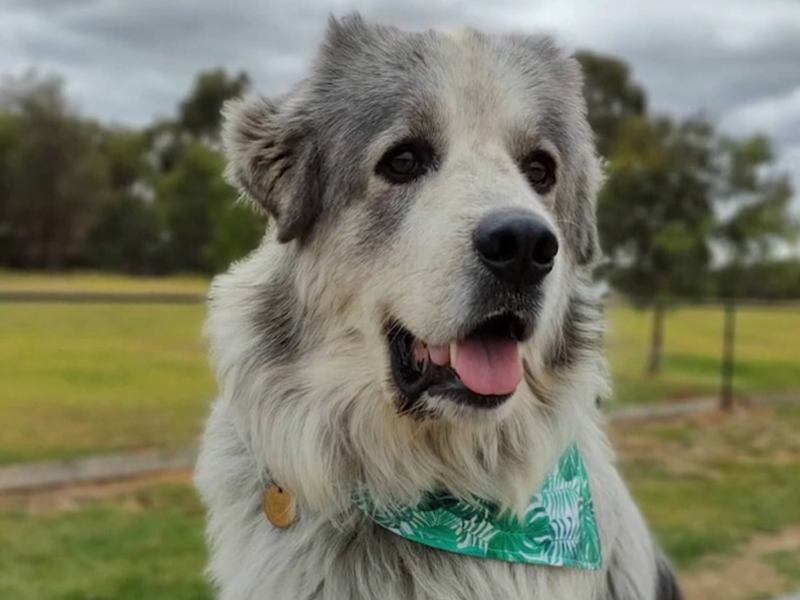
left=386, top=312, right=532, bottom=410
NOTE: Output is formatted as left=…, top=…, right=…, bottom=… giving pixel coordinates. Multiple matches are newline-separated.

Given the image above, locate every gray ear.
left=559, top=54, right=605, bottom=268
left=221, top=95, right=322, bottom=244
left=568, top=153, right=605, bottom=267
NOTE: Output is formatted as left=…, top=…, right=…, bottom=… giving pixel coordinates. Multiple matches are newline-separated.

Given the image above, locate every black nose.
left=473, top=209, right=559, bottom=287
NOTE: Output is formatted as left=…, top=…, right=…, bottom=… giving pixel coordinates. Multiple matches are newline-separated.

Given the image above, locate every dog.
left=194, top=13, right=682, bottom=600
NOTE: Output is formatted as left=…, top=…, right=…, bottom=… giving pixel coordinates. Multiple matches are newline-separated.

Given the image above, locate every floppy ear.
left=568, top=153, right=605, bottom=267
left=221, top=95, right=322, bottom=244
left=559, top=53, right=605, bottom=268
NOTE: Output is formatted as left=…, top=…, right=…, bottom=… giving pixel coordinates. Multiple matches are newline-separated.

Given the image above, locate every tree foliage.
left=578, top=50, right=797, bottom=375
left=0, top=71, right=113, bottom=269
left=598, top=114, right=718, bottom=302
left=714, top=134, right=797, bottom=295
left=177, top=68, right=251, bottom=143
left=575, top=51, right=647, bottom=158
left=0, top=58, right=796, bottom=298
left=0, top=67, right=263, bottom=274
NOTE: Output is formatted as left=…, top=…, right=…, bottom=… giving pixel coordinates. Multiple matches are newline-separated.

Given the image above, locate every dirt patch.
left=608, top=405, right=800, bottom=477
left=0, top=469, right=193, bottom=512
left=680, top=526, right=800, bottom=600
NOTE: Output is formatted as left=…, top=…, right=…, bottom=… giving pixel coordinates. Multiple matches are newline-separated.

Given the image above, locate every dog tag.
left=264, top=484, right=297, bottom=528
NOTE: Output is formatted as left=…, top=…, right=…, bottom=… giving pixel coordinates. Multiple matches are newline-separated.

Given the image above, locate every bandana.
left=355, top=444, right=602, bottom=570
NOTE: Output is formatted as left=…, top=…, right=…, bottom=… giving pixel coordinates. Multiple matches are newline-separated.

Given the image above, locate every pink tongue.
left=453, top=338, right=523, bottom=396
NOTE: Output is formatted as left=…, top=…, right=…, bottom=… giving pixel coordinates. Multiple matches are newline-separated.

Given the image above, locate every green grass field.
left=615, top=405, right=800, bottom=569
left=0, top=485, right=212, bottom=600
left=1, top=272, right=799, bottom=463
left=2, top=405, right=799, bottom=600
left=607, top=302, right=800, bottom=404
left=0, top=270, right=210, bottom=294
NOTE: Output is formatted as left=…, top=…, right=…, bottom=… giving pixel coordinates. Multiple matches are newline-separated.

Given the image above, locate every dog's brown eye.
left=390, top=151, right=418, bottom=175
left=522, top=152, right=556, bottom=194
left=528, top=161, right=548, bottom=184
left=377, top=141, right=434, bottom=184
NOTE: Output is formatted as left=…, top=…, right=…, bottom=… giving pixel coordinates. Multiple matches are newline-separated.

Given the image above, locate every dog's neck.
left=230, top=369, right=590, bottom=522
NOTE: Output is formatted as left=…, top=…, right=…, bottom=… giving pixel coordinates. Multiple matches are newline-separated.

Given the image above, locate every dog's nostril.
left=484, top=230, right=519, bottom=264
left=473, top=209, right=558, bottom=287
left=532, top=230, right=559, bottom=267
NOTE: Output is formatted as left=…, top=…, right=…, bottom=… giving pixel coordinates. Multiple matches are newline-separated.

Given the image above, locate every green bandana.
left=355, top=444, right=602, bottom=570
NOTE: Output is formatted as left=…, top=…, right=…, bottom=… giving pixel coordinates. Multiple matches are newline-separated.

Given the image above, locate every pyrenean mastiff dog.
left=195, top=13, right=682, bottom=600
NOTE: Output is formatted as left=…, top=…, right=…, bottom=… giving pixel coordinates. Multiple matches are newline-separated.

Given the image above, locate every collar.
left=354, top=443, right=602, bottom=570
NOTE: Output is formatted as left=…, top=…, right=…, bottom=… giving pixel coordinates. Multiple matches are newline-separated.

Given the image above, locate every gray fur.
left=196, top=13, right=680, bottom=600
left=655, top=554, right=684, bottom=600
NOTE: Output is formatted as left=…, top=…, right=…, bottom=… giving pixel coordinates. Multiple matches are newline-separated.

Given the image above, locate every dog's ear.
left=556, top=53, right=605, bottom=268
left=567, top=152, right=604, bottom=267
left=221, top=95, right=322, bottom=244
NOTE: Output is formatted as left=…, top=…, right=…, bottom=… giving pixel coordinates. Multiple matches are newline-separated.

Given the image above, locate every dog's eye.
left=521, top=151, right=556, bottom=194
left=390, top=151, right=417, bottom=175
left=377, top=141, right=433, bottom=184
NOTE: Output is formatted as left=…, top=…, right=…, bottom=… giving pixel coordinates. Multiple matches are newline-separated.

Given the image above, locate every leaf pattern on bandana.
left=355, top=444, right=602, bottom=570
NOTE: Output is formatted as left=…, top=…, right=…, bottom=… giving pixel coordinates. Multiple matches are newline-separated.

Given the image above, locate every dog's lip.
left=385, top=312, right=531, bottom=408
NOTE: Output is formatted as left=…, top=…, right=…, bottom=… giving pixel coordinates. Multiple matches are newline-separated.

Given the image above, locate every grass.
left=0, top=302, right=213, bottom=464
left=1, top=405, right=799, bottom=600
left=0, top=270, right=210, bottom=294
left=763, top=548, right=800, bottom=588
left=1, top=272, right=799, bottom=463
left=606, top=303, right=800, bottom=404
left=612, top=405, right=800, bottom=569
left=0, top=485, right=212, bottom=600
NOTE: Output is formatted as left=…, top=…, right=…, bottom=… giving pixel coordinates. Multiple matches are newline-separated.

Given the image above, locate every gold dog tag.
left=264, top=484, right=297, bottom=528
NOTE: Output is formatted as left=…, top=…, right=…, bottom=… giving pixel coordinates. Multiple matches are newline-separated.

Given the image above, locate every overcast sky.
left=2, top=0, right=799, bottom=207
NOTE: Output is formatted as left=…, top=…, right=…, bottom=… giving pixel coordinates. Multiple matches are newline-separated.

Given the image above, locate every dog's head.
left=220, top=15, right=604, bottom=426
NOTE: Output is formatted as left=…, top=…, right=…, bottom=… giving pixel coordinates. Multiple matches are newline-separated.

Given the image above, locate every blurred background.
left=1, top=2, right=799, bottom=599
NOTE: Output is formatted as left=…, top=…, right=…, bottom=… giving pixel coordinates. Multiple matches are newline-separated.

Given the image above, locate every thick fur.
left=195, top=14, right=682, bottom=600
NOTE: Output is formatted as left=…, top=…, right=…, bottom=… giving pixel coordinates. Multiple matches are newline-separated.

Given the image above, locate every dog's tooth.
left=412, top=339, right=428, bottom=364
left=450, top=341, right=458, bottom=366
left=428, top=344, right=450, bottom=366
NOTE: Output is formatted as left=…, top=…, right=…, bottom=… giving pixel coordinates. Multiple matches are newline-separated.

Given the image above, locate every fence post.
left=720, top=300, right=737, bottom=411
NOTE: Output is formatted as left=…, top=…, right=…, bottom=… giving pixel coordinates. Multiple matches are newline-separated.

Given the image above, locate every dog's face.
left=222, top=15, right=602, bottom=423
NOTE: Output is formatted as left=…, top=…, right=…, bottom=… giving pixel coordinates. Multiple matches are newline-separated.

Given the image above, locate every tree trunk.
left=719, top=301, right=737, bottom=412
left=647, top=303, right=665, bottom=377
left=719, top=263, right=741, bottom=412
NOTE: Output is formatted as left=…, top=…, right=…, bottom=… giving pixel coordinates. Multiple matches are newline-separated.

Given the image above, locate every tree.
left=82, top=126, right=168, bottom=273
left=576, top=51, right=648, bottom=158
left=205, top=200, right=265, bottom=273
left=0, top=71, right=112, bottom=269
left=177, top=68, right=251, bottom=144
left=712, top=259, right=800, bottom=300
left=147, top=67, right=257, bottom=273
left=598, top=114, right=718, bottom=375
left=710, top=134, right=796, bottom=410
left=85, top=194, right=167, bottom=274
left=156, top=141, right=262, bottom=273
left=714, top=134, right=797, bottom=296
left=0, top=112, right=19, bottom=263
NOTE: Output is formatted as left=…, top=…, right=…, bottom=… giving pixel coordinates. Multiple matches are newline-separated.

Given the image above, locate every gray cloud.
left=1, top=0, right=799, bottom=206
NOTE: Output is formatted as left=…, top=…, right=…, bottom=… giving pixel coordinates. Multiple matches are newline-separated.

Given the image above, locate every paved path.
left=0, top=446, right=197, bottom=493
